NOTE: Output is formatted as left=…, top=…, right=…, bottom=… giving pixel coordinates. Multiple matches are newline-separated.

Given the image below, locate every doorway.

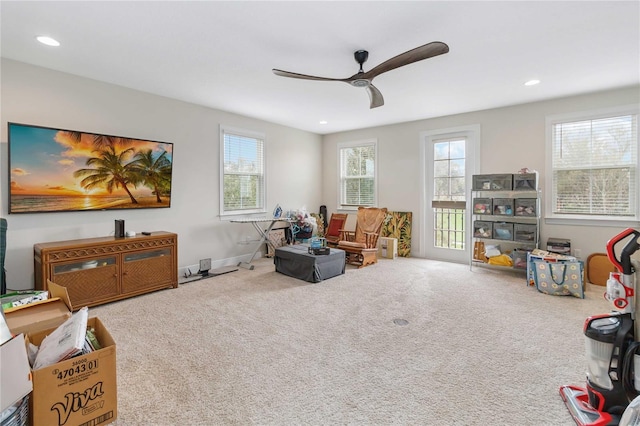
left=421, top=125, right=480, bottom=263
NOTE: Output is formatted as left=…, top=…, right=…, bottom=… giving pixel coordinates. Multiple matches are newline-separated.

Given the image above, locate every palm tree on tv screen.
left=65, top=131, right=128, bottom=150
left=129, top=149, right=172, bottom=203
left=73, top=145, right=140, bottom=204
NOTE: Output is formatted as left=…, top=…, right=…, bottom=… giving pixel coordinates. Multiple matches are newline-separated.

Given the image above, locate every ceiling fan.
left=272, top=41, right=449, bottom=109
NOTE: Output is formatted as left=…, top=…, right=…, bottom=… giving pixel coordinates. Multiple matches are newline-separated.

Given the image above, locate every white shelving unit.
left=470, top=172, right=540, bottom=272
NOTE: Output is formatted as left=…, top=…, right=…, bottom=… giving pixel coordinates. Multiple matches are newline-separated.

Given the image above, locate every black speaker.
left=320, top=205, right=328, bottom=228
left=115, top=219, right=125, bottom=238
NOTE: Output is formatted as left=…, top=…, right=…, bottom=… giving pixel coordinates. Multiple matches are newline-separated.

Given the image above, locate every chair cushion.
left=326, top=217, right=345, bottom=237
left=338, top=241, right=366, bottom=249
left=586, top=253, right=616, bottom=286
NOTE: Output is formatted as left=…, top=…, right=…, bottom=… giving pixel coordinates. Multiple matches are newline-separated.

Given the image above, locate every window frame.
left=431, top=136, right=468, bottom=207
left=545, top=104, right=639, bottom=227
left=337, top=139, right=378, bottom=211
left=219, top=125, right=266, bottom=218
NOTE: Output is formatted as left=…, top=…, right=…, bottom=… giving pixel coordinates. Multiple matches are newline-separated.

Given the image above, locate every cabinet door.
left=121, top=248, right=174, bottom=294
left=51, top=257, right=119, bottom=307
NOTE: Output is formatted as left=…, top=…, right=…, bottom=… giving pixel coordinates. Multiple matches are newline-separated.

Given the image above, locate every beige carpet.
left=91, top=256, right=610, bottom=425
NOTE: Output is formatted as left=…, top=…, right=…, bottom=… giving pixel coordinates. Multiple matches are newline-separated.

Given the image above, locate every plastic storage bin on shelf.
left=515, top=198, right=537, bottom=217
left=473, top=221, right=493, bottom=238
left=493, top=222, right=514, bottom=240
left=472, top=174, right=514, bottom=191
left=512, top=249, right=531, bottom=269
left=473, top=198, right=492, bottom=215
left=515, top=223, right=537, bottom=242
left=492, top=198, right=514, bottom=216
left=513, top=173, right=537, bottom=191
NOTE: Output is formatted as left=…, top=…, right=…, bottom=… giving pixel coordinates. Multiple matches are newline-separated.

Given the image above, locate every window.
left=220, top=126, right=265, bottom=216
left=546, top=106, right=639, bottom=223
left=432, top=138, right=466, bottom=249
left=338, top=139, right=377, bottom=209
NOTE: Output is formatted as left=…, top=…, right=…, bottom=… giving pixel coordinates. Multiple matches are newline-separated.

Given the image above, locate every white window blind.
left=551, top=114, right=638, bottom=217
left=339, top=140, right=376, bottom=208
left=221, top=128, right=265, bottom=214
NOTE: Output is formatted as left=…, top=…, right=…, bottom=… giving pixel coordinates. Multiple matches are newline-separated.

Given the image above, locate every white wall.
left=1, top=59, right=322, bottom=289
left=2, top=58, right=638, bottom=290
left=322, top=86, right=640, bottom=261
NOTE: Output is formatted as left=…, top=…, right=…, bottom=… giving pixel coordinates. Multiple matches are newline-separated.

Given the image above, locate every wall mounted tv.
left=8, top=123, right=173, bottom=214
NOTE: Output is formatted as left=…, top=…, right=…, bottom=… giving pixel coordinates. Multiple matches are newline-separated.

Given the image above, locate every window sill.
left=544, top=216, right=640, bottom=228
left=219, top=211, right=267, bottom=221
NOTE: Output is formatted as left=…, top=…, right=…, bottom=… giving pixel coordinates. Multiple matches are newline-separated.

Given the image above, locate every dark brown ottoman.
left=274, top=245, right=346, bottom=283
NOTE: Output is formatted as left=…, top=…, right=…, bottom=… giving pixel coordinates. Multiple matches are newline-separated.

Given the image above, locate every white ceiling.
left=1, top=1, right=638, bottom=135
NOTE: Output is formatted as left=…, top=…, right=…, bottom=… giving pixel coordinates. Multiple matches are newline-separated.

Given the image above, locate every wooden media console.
left=34, top=231, right=178, bottom=309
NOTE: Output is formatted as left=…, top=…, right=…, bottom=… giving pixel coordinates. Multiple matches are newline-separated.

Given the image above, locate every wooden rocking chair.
left=324, top=213, right=348, bottom=247
left=337, top=207, right=388, bottom=268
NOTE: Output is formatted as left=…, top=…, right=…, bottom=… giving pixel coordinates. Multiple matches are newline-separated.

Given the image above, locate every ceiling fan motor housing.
left=354, top=50, right=369, bottom=66
left=352, top=50, right=370, bottom=86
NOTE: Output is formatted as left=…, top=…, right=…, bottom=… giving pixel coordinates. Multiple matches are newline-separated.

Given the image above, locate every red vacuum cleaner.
left=560, top=228, right=640, bottom=426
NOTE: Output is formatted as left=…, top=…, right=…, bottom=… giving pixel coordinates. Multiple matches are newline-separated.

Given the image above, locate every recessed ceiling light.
left=36, top=36, right=60, bottom=47
left=319, top=120, right=328, bottom=125
left=524, top=79, right=540, bottom=86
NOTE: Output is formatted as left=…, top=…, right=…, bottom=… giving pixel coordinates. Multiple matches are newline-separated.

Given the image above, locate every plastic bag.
left=487, top=254, right=513, bottom=266
left=485, top=244, right=501, bottom=258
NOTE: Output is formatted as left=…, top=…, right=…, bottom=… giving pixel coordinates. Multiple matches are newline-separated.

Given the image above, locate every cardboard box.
left=4, top=282, right=72, bottom=336
left=1, top=290, right=48, bottom=311
left=27, top=316, right=117, bottom=426
left=378, top=237, right=398, bottom=259
left=1, top=308, right=32, bottom=415
left=4, top=281, right=117, bottom=426
left=0, top=309, right=12, bottom=345
left=0, top=332, right=33, bottom=413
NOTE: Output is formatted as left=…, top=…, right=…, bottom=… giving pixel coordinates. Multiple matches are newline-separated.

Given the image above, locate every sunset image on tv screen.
left=9, top=123, right=173, bottom=213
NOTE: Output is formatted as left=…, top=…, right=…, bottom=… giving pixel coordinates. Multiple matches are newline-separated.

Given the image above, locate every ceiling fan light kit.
left=351, top=79, right=370, bottom=88
left=273, top=41, right=449, bottom=109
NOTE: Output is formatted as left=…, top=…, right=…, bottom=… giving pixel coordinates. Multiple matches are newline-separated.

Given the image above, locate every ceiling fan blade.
left=272, top=69, right=346, bottom=82
left=363, top=41, right=449, bottom=80
left=366, top=84, right=384, bottom=109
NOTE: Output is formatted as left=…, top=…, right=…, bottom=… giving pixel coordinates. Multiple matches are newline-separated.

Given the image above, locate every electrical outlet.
left=199, top=258, right=211, bottom=272
left=574, top=249, right=582, bottom=258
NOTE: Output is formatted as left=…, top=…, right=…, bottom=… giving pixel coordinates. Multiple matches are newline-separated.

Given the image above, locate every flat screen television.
left=8, top=123, right=173, bottom=214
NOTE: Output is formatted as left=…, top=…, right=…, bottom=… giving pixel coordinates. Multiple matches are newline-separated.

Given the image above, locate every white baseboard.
left=178, top=252, right=264, bottom=279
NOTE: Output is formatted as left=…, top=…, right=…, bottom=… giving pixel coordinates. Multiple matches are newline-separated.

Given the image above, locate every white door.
left=422, top=126, right=480, bottom=263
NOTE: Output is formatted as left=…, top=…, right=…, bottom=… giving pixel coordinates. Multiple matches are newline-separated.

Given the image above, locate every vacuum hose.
left=622, top=341, right=640, bottom=400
